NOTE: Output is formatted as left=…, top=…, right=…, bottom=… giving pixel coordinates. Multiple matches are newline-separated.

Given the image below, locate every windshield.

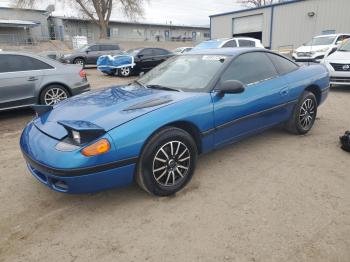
left=127, top=48, right=142, bottom=56
left=193, top=40, right=223, bottom=50
left=339, top=40, right=350, bottom=51
left=77, top=45, right=89, bottom=52
left=138, top=55, right=228, bottom=92
left=305, top=36, right=336, bottom=46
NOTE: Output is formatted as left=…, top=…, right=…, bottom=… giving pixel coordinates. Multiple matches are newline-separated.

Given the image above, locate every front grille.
left=330, top=77, right=350, bottom=83
left=330, top=63, right=350, bottom=71
left=297, top=52, right=312, bottom=57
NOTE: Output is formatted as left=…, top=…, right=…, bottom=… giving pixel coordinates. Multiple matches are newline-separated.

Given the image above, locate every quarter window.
left=0, top=54, right=53, bottom=73
left=222, top=40, right=237, bottom=48
left=238, top=40, right=255, bottom=47
left=221, top=52, right=278, bottom=85
left=266, top=53, right=298, bottom=75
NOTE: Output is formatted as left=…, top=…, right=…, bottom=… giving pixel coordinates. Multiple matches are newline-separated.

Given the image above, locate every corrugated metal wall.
left=211, top=0, right=350, bottom=50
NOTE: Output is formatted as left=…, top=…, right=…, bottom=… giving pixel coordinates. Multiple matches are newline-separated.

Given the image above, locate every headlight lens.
left=318, top=47, right=330, bottom=52
left=72, top=130, right=81, bottom=144
left=81, top=138, right=111, bottom=157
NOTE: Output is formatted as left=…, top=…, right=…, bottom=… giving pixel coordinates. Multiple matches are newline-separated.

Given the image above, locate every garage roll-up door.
left=233, top=14, right=263, bottom=34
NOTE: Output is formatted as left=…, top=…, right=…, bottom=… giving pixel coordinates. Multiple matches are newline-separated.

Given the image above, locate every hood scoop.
left=124, top=97, right=173, bottom=111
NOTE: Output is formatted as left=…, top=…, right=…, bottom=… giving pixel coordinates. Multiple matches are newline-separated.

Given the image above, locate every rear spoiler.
left=58, top=120, right=106, bottom=145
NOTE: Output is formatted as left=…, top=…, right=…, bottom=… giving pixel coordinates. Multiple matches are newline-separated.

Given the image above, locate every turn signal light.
left=81, top=139, right=111, bottom=157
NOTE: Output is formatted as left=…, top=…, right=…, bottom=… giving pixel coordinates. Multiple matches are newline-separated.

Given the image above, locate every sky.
left=0, top=0, right=242, bottom=26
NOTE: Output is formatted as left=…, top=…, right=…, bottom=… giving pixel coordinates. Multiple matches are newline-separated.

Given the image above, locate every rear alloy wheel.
left=119, top=67, right=131, bottom=77
left=40, top=85, right=70, bottom=106
left=136, top=127, right=197, bottom=196
left=73, top=58, right=85, bottom=68
left=285, top=91, right=317, bottom=135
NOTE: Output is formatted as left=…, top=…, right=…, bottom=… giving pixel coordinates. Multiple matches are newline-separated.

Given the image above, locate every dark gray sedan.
left=60, top=43, right=123, bottom=67
left=0, top=52, right=90, bottom=111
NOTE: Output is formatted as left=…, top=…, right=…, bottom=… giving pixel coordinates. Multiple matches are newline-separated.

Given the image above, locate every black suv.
left=60, top=43, right=123, bottom=67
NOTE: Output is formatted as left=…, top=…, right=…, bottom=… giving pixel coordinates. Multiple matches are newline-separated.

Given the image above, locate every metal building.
left=0, top=7, right=50, bottom=44
left=210, top=0, right=350, bottom=50
left=50, top=17, right=210, bottom=43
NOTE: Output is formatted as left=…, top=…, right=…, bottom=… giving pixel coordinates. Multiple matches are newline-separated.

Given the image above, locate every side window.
left=221, top=52, right=278, bottom=85
left=152, top=49, right=169, bottom=55
left=238, top=40, right=255, bottom=47
left=140, top=49, right=153, bottom=56
left=222, top=40, right=237, bottom=48
left=337, top=35, right=350, bottom=44
left=0, top=55, right=53, bottom=73
left=89, top=45, right=100, bottom=52
left=101, top=45, right=120, bottom=51
left=266, top=53, right=298, bottom=75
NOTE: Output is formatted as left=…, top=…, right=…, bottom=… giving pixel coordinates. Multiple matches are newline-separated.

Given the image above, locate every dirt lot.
left=0, top=68, right=350, bottom=262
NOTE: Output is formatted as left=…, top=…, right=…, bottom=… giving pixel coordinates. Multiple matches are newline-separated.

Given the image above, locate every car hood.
left=33, top=85, right=199, bottom=140
left=296, top=45, right=330, bottom=53
left=325, top=50, right=350, bottom=61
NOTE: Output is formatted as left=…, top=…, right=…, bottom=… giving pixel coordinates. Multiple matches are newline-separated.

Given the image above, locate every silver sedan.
left=0, top=51, right=90, bottom=111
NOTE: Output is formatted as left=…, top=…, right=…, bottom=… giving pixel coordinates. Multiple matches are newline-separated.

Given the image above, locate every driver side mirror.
left=85, top=49, right=90, bottom=54
left=217, top=80, right=245, bottom=96
left=138, top=54, right=144, bottom=58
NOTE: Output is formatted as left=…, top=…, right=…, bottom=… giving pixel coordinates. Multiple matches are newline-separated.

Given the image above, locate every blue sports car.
left=20, top=48, right=329, bottom=196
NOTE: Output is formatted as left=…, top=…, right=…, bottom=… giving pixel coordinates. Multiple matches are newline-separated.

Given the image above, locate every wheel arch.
left=305, top=85, right=321, bottom=105
left=140, top=120, right=203, bottom=156
left=38, top=82, right=72, bottom=104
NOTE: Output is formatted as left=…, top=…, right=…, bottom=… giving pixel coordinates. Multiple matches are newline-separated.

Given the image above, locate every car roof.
left=188, top=47, right=265, bottom=56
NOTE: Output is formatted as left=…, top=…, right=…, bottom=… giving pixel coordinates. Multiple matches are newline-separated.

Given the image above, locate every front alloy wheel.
left=136, top=127, right=197, bottom=196
left=152, top=141, right=191, bottom=187
left=299, top=98, right=316, bottom=130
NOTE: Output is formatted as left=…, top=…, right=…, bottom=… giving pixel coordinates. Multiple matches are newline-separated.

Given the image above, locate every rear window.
left=0, top=54, right=53, bottom=73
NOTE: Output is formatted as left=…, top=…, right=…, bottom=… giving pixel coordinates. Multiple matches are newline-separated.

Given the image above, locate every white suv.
left=293, top=34, right=350, bottom=63
left=323, top=39, right=350, bottom=86
left=193, top=37, right=264, bottom=50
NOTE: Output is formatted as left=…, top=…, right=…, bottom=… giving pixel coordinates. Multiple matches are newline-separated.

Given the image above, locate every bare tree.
left=14, top=0, right=146, bottom=39
left=238, top=0, right=286, bottom=7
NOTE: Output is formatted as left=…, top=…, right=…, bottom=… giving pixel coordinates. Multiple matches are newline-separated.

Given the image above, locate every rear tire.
left=285, top=91, right=317, bottom=135
left=136, top=127, right=198, bottom=196
left=118, top=67, right=131, bottom=77
left=40, top=85, right=70, bottom=106
left=73, top=58, right=86, bottom=68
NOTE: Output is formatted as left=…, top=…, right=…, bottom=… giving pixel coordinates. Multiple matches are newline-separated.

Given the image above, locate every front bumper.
left=20, top=123, right=137, bottom=194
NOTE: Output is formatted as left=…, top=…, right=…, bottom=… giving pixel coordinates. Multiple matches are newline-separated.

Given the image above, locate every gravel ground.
left=0, top=69, right=350, bottom=262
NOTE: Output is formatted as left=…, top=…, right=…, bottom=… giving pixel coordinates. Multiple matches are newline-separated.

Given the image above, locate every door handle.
left=28, top=77, right=38, bottom=82
left=280, top=87, right=289, bottom=96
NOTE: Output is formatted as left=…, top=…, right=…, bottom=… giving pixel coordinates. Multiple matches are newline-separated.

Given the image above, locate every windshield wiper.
left=146, top=85, right=180, bottom=92
left=134, top=80, right=147, bottom=88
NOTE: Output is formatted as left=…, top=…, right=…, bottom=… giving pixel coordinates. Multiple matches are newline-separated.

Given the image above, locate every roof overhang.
left=0, top=19, right=40, bottom=28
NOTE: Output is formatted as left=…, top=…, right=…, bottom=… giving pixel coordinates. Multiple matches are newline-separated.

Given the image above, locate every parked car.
left=116, top=48, right=173, bottom=77
left=0, top=52, right=90, bottom=111
left=173, top=47, right=193, bottom=54
left=192, top=37, right=264, bottom=50
left=323, top=39, right=350, bottom=86
left=292, top=34, right=350, bottom=63
left=21, top=48, right=329, bottom=196
left=59, top=43, right=123, bottom=67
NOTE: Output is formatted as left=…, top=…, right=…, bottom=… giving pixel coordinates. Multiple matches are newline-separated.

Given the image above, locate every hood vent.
left=124, top=97, right=173, bottom=111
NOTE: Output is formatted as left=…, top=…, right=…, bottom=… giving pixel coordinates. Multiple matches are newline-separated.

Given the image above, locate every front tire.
left=40, top=85, right=70, bottom=106
left=285, top=91, right=317, bottom=135
left=136, top=127, right=198, bottom=196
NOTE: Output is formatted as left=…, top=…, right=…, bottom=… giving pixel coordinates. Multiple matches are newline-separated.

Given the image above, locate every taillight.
left=79, top=70, right=87, bottom=78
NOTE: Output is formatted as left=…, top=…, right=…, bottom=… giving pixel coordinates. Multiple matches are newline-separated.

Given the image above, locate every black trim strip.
left=22, top=149, right=138, bottom=177
left=201, top=100, right=298, bottom=136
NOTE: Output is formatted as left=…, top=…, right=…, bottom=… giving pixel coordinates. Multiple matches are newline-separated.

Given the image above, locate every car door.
left=212, top=51, right=290, bottom=147
left=0, top=54, right=49, bottom=109
left=137, top=48, right=155, bottom=70
left=86, top=45, right=102, bottom=64
left=151, top=49, right=171, bottom=67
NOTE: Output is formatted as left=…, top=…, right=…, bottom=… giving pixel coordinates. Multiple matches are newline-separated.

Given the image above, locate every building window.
left=204, top=32, right=210, bottom=38
left=322, top=30, right=336, bottom=35
left=111, top=28, right=119, bottom=37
